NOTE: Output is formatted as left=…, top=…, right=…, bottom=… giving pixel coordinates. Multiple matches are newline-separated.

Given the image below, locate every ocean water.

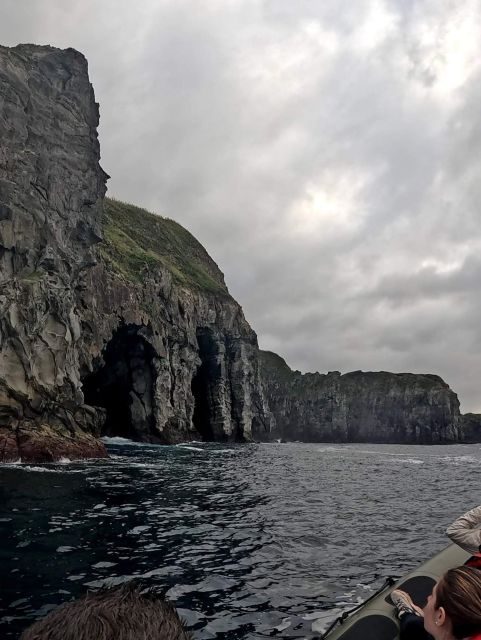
left=1, top=441, right=481, bottom=639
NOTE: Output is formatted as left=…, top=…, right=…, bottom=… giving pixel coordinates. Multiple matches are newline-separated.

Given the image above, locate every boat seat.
left=385, top=575, right=436, bottom=608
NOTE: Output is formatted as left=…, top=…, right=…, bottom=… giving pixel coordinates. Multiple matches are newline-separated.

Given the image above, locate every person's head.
left=423, top=566, right=481, bottom=639
left=20, top=582, right=193, bottom=640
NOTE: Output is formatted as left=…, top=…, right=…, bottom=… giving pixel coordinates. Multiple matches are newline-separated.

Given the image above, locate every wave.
left=439, top=455, right=480, bottom=465
left=3, top=464, right=84, bottom=473
left=175, top=442, right=204, bottom=447
left=101, top=436, right=138, bottom=445
left=176, top=443, right=236, bottom=453
left=101, top=437, right=169, bottom=449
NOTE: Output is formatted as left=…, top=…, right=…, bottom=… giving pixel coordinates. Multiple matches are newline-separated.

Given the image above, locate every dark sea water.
left=1, top=441, right=481, bottom=639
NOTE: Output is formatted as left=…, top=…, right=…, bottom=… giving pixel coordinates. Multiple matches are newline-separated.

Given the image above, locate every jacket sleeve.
left=446, top=505, right=481, bottom=555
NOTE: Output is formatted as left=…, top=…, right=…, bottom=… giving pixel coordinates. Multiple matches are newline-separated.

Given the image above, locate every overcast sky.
left=2, top=0, right=481, bottom=412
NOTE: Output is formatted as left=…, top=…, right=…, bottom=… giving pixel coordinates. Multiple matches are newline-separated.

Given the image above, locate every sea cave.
left=82, top=324, right=157, bottom=441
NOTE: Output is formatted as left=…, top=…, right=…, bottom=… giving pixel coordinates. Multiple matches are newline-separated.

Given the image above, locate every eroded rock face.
left=0, top=44, right=269, bottom=459
left=0, top=44, right=108, bottom=460
left=79, top=265, right=269, bottom=445
left=258, top=351, right=462, bottom=443
left=460, top=413, right=481, bottom=442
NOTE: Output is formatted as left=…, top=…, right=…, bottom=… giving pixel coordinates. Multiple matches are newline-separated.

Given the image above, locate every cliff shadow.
left=191, top=328, right=226, bottom=441
left=82, top=324, right=157, bottom=441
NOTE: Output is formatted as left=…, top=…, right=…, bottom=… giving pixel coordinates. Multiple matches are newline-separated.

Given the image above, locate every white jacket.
left=446, top=505, right=481, bottom=556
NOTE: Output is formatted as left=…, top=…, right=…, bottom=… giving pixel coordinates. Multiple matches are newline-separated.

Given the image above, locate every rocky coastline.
left=259, top=351, right=462, bottom=443
left=0, top=44, right=471, bottom=461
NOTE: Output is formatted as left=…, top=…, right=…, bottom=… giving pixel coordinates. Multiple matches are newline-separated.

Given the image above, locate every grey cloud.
left=1, top=0, right=481, bottom=411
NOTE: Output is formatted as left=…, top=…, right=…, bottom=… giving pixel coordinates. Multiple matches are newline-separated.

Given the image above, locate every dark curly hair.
left=20, top=582, right=193, bottom=640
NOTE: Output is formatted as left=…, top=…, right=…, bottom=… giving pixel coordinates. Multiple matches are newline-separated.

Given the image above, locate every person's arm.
left=446, top=505, right=481, bottom=555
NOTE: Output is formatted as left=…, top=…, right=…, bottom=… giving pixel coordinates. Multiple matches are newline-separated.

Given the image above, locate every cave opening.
left=191, top=328, right=223, bottom=441
left=82, top=324, right=157, bottom=441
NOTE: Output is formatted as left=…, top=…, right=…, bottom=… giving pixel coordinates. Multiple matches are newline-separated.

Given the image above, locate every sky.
left=2, top=0, right=481, bottom=412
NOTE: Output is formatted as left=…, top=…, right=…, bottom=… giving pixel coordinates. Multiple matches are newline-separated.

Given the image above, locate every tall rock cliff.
left=258, top=351, right=462, bottom=443
left=79, top=199, right=269, bottom=446
left=0, top=44, right=108, bottom=460
left=460, top=413, right=481, bottom=443
left=0, top=44, right=269, bottom=461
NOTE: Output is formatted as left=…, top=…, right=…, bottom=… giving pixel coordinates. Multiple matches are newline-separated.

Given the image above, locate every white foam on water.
left=177, top=445, right=204, bottom=452
left=133, top=462, right=156, bottom=468
left=101, top=437, right=169, bottom=449
left=440, top=455, right=480, bottom=465
left=176, top=442, right=205, bottom=447
left=3, top=463, right=84, bottom=473
left=101, top=436, right=137, bottom=445
left=350, top=449, right=420, bottom=457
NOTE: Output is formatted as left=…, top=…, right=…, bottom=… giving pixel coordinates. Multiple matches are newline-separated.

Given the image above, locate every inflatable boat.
left=321, top=544, right=471, bottom=639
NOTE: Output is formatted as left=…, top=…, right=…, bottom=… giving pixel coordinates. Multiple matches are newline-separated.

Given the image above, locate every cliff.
left=0, top=44, right=468, bottom=460
left=0, top=44, right=269, bottom=461
left=80, top=198, right=269, bottom=445
left=0, top=44, right=108, bottom=461
left=258, top=351, right=462, bottom=443
left=460, top=414, right=481, bottom=443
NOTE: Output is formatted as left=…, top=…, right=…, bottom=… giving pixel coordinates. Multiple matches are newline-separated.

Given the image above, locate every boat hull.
left=323, top=544, right=470, bottom=639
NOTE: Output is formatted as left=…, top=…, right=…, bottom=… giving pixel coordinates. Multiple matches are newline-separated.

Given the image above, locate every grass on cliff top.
left=100, top=198, right=229, bottom=296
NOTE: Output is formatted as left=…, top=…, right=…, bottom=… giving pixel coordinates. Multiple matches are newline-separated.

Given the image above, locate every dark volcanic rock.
left=0, top=45, right=269, bottom=459
left=0, top=422, right=106, bottom=462
left=78, top=202, right=270, bottom=445
left=460, top=413, right=481, bottom=442
left=0, top=44, right=108, bottom=460
left=258, top=351, right=462, bottom=443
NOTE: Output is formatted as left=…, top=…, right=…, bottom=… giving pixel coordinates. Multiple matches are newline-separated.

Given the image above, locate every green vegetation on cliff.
left=100, top=198, right=229, bottom=296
